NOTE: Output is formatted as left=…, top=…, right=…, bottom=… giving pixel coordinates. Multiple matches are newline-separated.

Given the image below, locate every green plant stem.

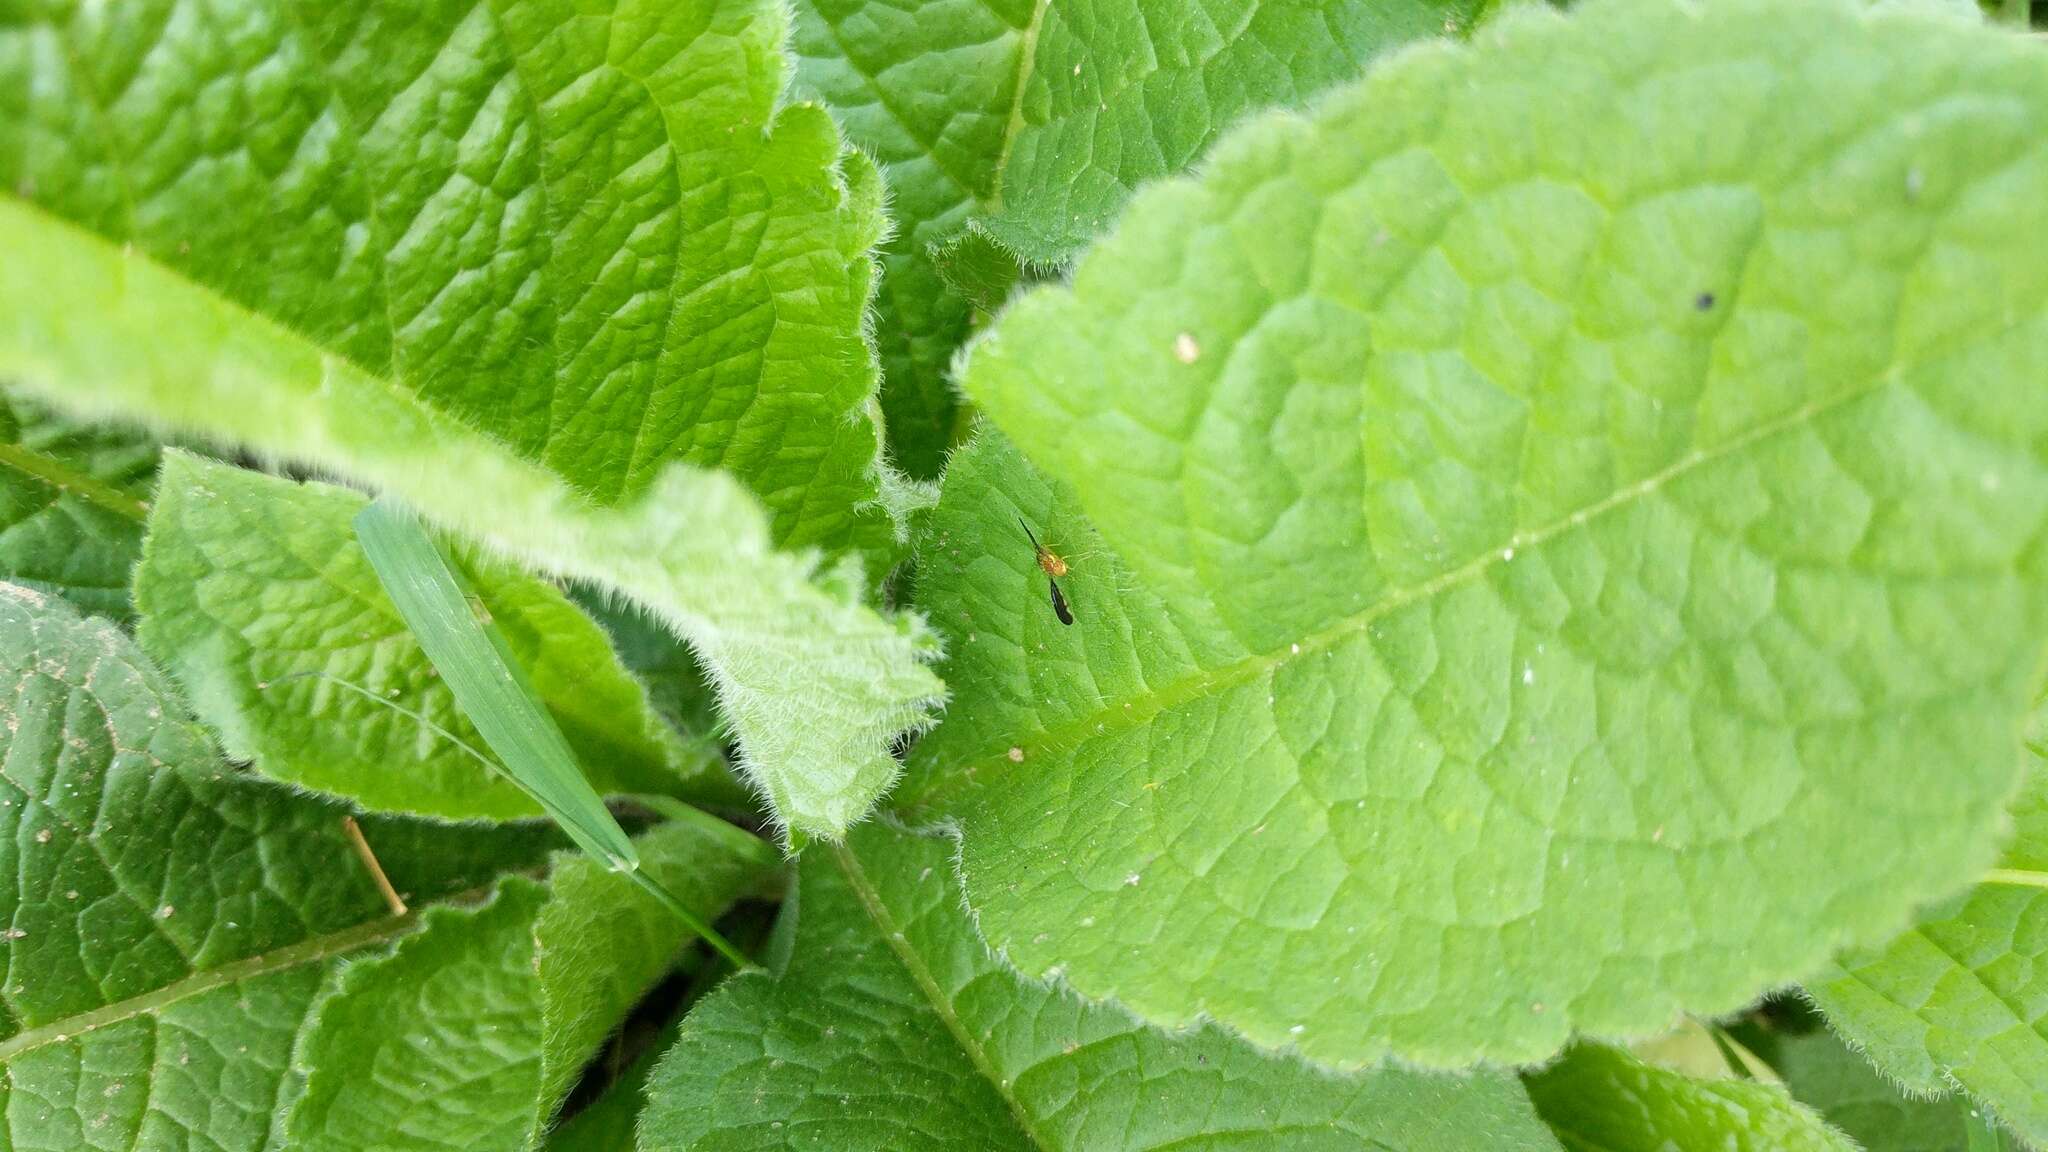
left=625, top=868, right=756, bottom=972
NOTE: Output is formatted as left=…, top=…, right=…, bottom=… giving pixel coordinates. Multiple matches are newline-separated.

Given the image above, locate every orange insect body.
left=1018, top=517, right=1076, bottom=626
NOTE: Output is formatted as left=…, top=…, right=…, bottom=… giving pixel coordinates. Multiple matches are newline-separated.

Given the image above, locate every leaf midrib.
left=828, top=840, right=1055, bottom=1152
left=0, top=441, right=148, bottom=522
left=984, top=0, right=1052, bottom=216
left=0, top=882, right=494, bottom=1063
left=900, top=371, right=1906, bottom=815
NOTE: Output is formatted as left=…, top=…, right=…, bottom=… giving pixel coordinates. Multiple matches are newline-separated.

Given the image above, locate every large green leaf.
left=286, top=815, right=774, bottom=1150
left=0, top=582, right=545, bottom=1149
left=1774, top=1027, right=1982, bottom=1152
left=0, top=389, right=155, bottom=619
left=1526, top=1044, right=1854, bottom=1152
left=1807, top=755, right=2048, bottom=1143
left=909, top=0, right=2048, bottom=1069
left=0, top=0, right=897, bottom=557
left=135, top=451, right=742, bottom=820
left=640, top=822, right=1560, bottom=1151
left=0, top=0, right=945, bottom=843
left=793, top=0, right=1479, bottom=474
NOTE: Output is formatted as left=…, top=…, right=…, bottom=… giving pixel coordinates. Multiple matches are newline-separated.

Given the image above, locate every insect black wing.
left=1048, top=577, right=1074, bottom=626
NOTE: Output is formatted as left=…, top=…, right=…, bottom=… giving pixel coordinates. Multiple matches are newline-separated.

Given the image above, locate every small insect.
left=1018, top=517, right=1074, bottom=625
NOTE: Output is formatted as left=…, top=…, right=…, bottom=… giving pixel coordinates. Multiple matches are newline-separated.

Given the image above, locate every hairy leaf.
left=0, top=206, right=941, bottom=850
left=0, top=0, right=898, bottom=557
left=1526, top=1044, right=1854, bottom=1152
left=286, top=816, right=774, bottom=1150
left=1807, top=755, right=2048, bottom=1143
left=792, top=0, right=1478, bottom=474
left=0, top=582, right=547, bottom=1150
left=641, top=822, right=1559, bottom=1151
left=577, top=593, right=733, bottom=775
left=1774, top=1027, right=1980, bottom=1152
left=547, top=1012, right=688, bottom=1152
left=0, top=0, right=945, bottom=843
left=0, top=389, right=155, bottom=619
left=135, top=452, right=740, bottom=821
left=911, top=0, right=2048, bottom=1068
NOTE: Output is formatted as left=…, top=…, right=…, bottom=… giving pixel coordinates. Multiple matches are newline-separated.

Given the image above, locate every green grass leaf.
left=0, top=582, right=551, bottom=1149
left=352, top=496, right=762, bottom=970
left=1774, top=1026, right=1984, bottom=1152
left=641, top=821, right=1560, bottom=1151
left=0, top=389, right=155, bottom=619
left=0, top=0, right=945, bottom=844
left=355, top=495, right=640, bottom=867
left=910, top=0, right=2048, bottom=1069
left=135, top=451, right=743, bottom=821
left=792, top=0, right=1479, bottom=474
left=286, top=817, right=774, bottom=1150
left=1806, top=756, right=2048, bottom=1144
left=1526, top=1044, right=1855, bottom=1152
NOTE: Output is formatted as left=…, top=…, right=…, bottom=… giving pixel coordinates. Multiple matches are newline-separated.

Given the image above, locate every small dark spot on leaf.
left=1694, top=291, right=1715, bottom=312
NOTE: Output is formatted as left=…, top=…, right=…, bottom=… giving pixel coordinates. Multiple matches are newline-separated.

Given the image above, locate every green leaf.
left=910, top=0, right=2048, bottom=1069
left=0, top=0, right=946, bottom=844
left=0, top=207, right=941, bottom=851
left=0, top=0, right=898, bottom=560
left=0, top=388, right=155, bottom=619
left=791, top=0, right=1478, bottom=475
left=1526, top=1044, right=1855, bottom=1152
left=548, top=1012, right=688, bottom=1152
left=640, top=822, right=1560, bottom=1151
left=576, top=592, right=734, bottom=777
left=1774, top=1027, right=1980, bottom=1152
left=135, top=451, right=741, bottom=822
left=0, top=581, right=543, bottom=1150
left=287, top=816, right=774, bottom=1150
left=1806, top=756, right=2048, bottom=1143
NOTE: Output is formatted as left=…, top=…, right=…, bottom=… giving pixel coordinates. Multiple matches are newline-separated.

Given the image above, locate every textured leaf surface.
left=0, top=0, right=946, bottom=843
left=0, top=582, right=547, bottom=1151
left=1526, top=1044, right=1854, bottom=1152
left=136, top=452, right=739, bottom=820
left=0, top=0, right=898, bottom=558
left=547, top=1013, right=686, bottom=1152
left=579, top=593, right=733, bottom=776
left=641, top=823, right=1558, bottom=1151
left=288, top=816, right=773, bottom=1150
left=1774, top=1028, right=1977, bottom=1152
left=0, top=204, right=941, bottom=848
left=1808, top=755, right=2048, bottom=1143
left=792, top=0, right=1477, bottom=474
left=912, top=0, right=2048, bottom=1068
left=0, top=390, right=155, bottom=619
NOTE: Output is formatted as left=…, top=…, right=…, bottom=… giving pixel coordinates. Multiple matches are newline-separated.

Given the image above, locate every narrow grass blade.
left=354, top=497, right=752, bottom=968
